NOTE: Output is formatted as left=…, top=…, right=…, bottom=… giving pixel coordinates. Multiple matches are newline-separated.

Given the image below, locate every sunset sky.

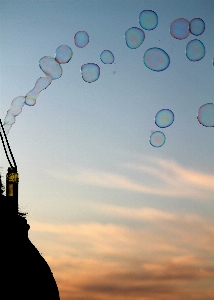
left=0, top=0, right=214, bottom=299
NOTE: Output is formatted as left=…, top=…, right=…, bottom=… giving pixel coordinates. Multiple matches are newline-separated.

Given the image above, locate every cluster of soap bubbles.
left=170, top=18, right=206, bottom=61
left=3, top=45, right=73, bottom=134
left=125, top=10, right=170, bottom=72
left=3, top=29, right=117, bottom=134
left=150, top=109, right=174, bottom=147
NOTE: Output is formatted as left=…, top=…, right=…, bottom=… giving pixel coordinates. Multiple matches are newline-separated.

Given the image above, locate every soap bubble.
left=55, top=45, right=73, bottom=64
left=125, top=27, right=145, bottom=49
left=25, top=77, right=52, bottom=106
left=74, top=31, right=89, bottom=48
left=144, top=47, right=170, bottom=71
left=81, top=63, right=100, bottom=83
left=4, top=96, right=26, bottom=127
left=3, top=124, right=12, bottom=135
left=170, top=18, right=190, bottom=39
left=155, top=109, right=174, bottom=128
left=197, top=103, right=214, bottom=127
left=100, top=50, right=114, bottom=64
left=39, top=56, right=62, bottom=79
left=186, top=39, right=205, bottom=61
left=139, top=10, right=158, bottom=30
left=150, top=131, right=166, bottom=147
left=190, top=18, right=205, bottom=36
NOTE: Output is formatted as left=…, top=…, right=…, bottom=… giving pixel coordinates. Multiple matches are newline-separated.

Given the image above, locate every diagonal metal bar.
left=0, top=119, right=17, bottom=170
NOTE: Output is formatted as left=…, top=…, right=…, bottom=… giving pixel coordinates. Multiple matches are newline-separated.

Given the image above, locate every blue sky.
left=1, top=1, right=214, bottom=299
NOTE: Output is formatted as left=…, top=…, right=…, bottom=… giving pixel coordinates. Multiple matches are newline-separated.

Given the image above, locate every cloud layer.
left=47, top=156, right=214, bottom=200
left=30, top=203, right=214, bottom=300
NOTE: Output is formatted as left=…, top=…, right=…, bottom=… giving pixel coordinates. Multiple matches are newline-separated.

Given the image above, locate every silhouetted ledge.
left=1, top=199, right=60, bottom=299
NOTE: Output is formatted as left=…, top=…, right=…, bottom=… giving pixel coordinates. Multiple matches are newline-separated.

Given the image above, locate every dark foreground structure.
left=1, top=175, right=60, bottom=299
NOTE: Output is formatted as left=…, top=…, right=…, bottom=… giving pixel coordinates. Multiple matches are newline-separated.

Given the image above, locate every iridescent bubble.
left=81, top=63, right=100, bottom=83
left=139, top=10, right=158, bottom=30
left=150, top=131, right=166, bottom=147
left=155, top=109, right=174, bottom=128
left=9, top=96, right=25, bottom=116
left=125, top=27, right=145, bottom=49
left=190, top=18, right=205, bottom=36
left=74, top=31, right=89, bottom=48
left=170, top=18, right=190, bottom=40
left=55, top=45, right=73, bottom=64
left=100, top=50, right=114, bottom=64
left=3, top=124, right=12, bottom=135
left=144, top=47, right=170, bottom=71
left=4, top=112, right=16, bottom=125
left=197, top=103, right=214, bottom=127
left=25, top=77, right=52, bottom=106
left=39, top=56, right=62, bottom=79
left=186, top=39, right=205, bottom=61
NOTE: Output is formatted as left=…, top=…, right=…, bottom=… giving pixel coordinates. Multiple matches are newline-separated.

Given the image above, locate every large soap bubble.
left=170, top=18, right=190, bottom=39
left=139, top=10, right=158, bottom=30
left=189, top=18, right=205, bottom=36
left=74, top=31, right=89, bottom=48
left=100, top=50, right=114, bottom=64
left=144, top=47, right=170, bottom=72
left=186, top=39, right=205, bottom=61
left=197, top=103, right=214, bottom=127
left=39, top=56, right=62, bottom=79
left=55, top=45, right=73, bottom=64
left=81, top=63, right=100, bottom=83
left=125, top=27, right=145, bottom=49
left=150, top=131, right=166, bottom=147
left=155, top=109, right=174, bottom=128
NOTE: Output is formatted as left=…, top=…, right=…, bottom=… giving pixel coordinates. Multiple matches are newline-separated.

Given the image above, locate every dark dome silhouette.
left=1, top=174, right=60, bottom=299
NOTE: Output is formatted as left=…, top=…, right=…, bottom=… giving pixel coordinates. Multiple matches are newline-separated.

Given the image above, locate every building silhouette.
left=1, top=173, right=60, bottom=299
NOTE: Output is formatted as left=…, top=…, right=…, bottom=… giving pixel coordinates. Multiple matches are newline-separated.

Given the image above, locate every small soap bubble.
left=81, top=63, right=100, bottom=83
left=155, top=109, right=174, bottom=128
left=170, top=18, right=190, bottom=39
left=55, top=45, right=73, bottom=64
left=139, top=10, right=158, bottom=30
left=125, top=27, right=145, bottom=49
left=4, top=111, right=16, bottom=125
left=190, top=18, right=205, bottom=36
left=150, top=131, right=166, bottom=147
left=39, top=56, right=62, bottom=79
left=3, top=124, right=12, bottom=135
left=9, top=97, right=25, bottom=116
left=100, top=50, right=114, bottom=64
left=25, top=97, right=36, bottom=106
left=74, top=31, right=89, bottom=48
left=144, top=47, right=170, bottom=71
left=26, top=77, right=52, bottom=102
left=186, top=39, right=205, bottom=61
left=197, top=103, right=214, bottom=127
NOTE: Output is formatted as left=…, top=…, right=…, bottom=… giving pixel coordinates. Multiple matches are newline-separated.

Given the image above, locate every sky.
left=0, top=0, right=214, bottom=299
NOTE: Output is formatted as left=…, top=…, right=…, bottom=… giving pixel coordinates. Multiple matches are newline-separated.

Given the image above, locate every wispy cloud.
left=46, top=156, right=214, bottom=200
left=29, top=207, right=214, bottom=300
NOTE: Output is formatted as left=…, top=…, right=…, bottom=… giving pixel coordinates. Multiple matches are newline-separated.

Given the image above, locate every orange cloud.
left=29, top=208, right=214, bottom=300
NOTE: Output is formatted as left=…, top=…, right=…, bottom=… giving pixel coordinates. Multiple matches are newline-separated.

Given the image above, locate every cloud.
left=29, top=208, right=214, bottom=300
left=46, top=156, right=214, bottom=200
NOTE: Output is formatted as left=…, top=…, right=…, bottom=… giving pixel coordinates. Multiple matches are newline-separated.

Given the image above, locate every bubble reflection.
left=155, top=109, right=174, bottom=128
left=144, top=47, right=170, bottom=71
left=74, top=31, right=89, bottom=48
left=81, top=63, right=100, bottom=83
left=197, top=103, right=214, bottom=127
left=190, top=18, right=205, bottom=36
left=150, top=131, right=166, bottom=147
left=170, top=18, right=190, bottom=40
left=100, top=50, right=114, bottom=64
left=125, top=27, right=145, bottom=49
left=186, top=39, right=205, bottom=61
left=139, top=10, right=158, bottom=30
